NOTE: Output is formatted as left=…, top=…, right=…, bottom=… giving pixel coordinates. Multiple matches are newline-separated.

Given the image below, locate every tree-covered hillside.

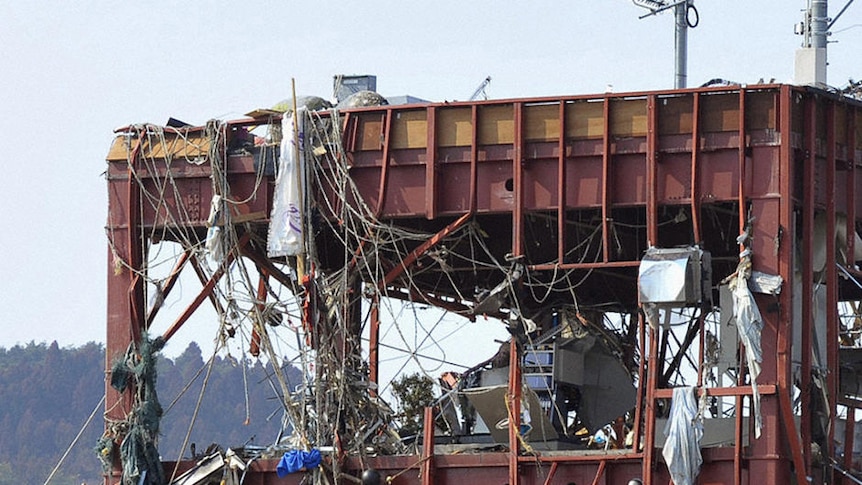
left=0, top=341, right=301, bottom=485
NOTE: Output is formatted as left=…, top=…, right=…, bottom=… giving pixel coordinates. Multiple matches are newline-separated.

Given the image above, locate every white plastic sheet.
left=729, top=248, right=764, bottom=438
left=662, top=387, right=703, bottom=485
left=267, top=108, right=306, bottom=257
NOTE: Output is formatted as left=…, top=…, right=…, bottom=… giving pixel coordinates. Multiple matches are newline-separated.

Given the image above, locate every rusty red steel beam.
left=776, top=85, right=809, bottom=485
left=513, top=102, right=525, bottom=259
left=844, top=408, right=856, bottom=485
left=801, top=94, right=816, bottom=475
left=369, top=293, right=380, bottom=392
left=425, top=106, right=438, bottom=219
left=690, top=91, right=702, bottom=244
left=507, top=336, right=521, bottom=485
left=601, top=98, right=611, bottom=262
left=542, top=462, right=558, bottom=485
left=421, top=406, right=435, bottom=485
left=734, top=88, right=746, bottom=485
left=631, top=312, right=646, bottom=455
left=381, top=212, right=472, bottom=287
left=825, top=99, right=838, bottom=483
left=557, top=101, right=567, bottom=264
left=470, top=104, right=479, bottom=214
left=375, top=109, right=393, bottom=217
left=590, top=460, right=607, bottom=485
left=529, top=260, right=640, bottom=271
left=145, top=249, right=192, bottom=327
left=161, top=233, right=250, bottom=344
left=642, top=322, right=660, bottom=485
left=647, top=94, right=659, bottom=248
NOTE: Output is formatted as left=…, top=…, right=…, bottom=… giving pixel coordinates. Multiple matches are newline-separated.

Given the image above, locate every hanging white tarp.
left=662, top=387, right=704, bottom=485
left=267, top=108, right=306, bottom=257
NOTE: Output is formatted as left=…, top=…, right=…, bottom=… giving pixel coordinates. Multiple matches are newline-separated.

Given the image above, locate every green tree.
left=390, top=373, right=436, bottom=437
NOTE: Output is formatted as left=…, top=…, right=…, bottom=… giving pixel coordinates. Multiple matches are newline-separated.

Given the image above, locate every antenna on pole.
left=632, top=0, right=699, bottom=89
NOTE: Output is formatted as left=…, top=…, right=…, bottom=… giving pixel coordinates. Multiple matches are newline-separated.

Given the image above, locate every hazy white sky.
left=0, top=1, right=859, bottom=359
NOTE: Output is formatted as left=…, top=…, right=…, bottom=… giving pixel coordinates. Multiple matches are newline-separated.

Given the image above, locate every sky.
left=0, top=1, right=859, bottom=363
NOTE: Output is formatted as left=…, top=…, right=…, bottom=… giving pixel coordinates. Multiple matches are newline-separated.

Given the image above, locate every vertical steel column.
left=690, top=92, right=702, bottom=243
left=601, top=98, right=612, bottom=261
left=470, top=105, right=479, bottom=214
left=846, top=106, right=857, bottom=270
left=631, top=312, right=646, bottom=454
left=105, top=135, right=146, bottom=485
left=734, top=88, right=747, bottom=485
left=642, top=94, right=660, bottom=485
left=374, top=110, right=393, bottom=217
left=507, top=337, right=521, bottom=485
left=801, top=95, right=817, bottom=475
left=558, top=101, right=567, bottom=263
left=513, top=102, right=525, bottom=258
left=425, top=106, right=438, bottom=220
left=421, top=406, right=435, bottom=485
left=369, top=293, right=380, bottom=394
left=844, top=408, right=856, bottom=485
left=777, top=87, right=809, bottom=485
left=826, top=100, right=838, bottom=482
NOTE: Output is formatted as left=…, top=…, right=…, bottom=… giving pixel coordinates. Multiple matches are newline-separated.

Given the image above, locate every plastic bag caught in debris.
left=662, top=387, right=703, bottom=485
left=268, top=108, right=306, bottom=257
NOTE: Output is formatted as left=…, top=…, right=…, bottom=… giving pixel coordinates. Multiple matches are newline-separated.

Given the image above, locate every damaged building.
left=102, top=81, right=862, bottom=484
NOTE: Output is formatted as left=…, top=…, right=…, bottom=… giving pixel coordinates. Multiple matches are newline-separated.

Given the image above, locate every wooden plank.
left=478, top=104, right=514, bottom=145
left=568, top=100, right=605, bottom=139
left=524, top=103, right=560, bottom=141
left=391, top=109, right=428, bottom=149
left=438, top=107, right=472, bottom=147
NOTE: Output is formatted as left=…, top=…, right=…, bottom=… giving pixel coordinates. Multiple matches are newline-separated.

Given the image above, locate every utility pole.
left=795, top=0, right=829, bottom=85
left=633, top=0, right=699, bottom=89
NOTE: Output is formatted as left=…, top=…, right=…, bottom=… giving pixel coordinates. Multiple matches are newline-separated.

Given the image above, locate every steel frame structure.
left=105, top=84, right=862, bottom=484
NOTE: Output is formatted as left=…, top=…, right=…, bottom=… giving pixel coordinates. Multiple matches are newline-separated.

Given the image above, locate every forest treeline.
left=0, top=341, right=301, bottom=485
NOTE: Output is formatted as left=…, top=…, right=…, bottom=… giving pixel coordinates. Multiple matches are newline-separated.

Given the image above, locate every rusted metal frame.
left=825, top=99, right=839, bottom=479
left=517, top=453, right=642, bottom=464
left=601, top=98, right=612, bottom=261
left=660, top=313, right=702, bottom=385
left=471, top=104, right=479, bottom=214
left=507, top=336, right=522, bottom=485
left=844, top=407, right=856, bottom=484
left=647, top=95, right=659, bottom=247
left=383, top=286, right=475, bottom=316
left=145, top=249, right=192, bottom=327
left=161, top=232, right=251, bottom=343
left=188, top=254, right=227, bottom=317
left=734, top=88, right=747, bottom=485
left=421, top=406, right=436, bottom=485
left=369, top=293, right=380, bottom=392
left=238, top=244, right=298, bottom=293
left=374, top=110, right=393, bottom=217
left=801, top=94, right=817, bottom=475
left=631, top=312, right=646, bottom=454
left=381, top=212, right=472, bottom=287
left=558, top=101, right=567, bottom=264
left=776, top=86, right=810, bottom=485
left=653, top=384, right=777, bottom=399
left=642, top=316, right=660, bottom=485
left=127, top=138, right=146, bottom=346
left=845, top=106, right=859, bottom=485
left=343, top=112, right=358, bottom=152
left=425, top=106, right=438, bottom=220
left=529, top=260, right=640, bottom=271
left=590, top=460, right=607, bottom=485
left=691, top=92, right=702, bottom=244
left=513, top=102, right=525, bottom=258
left=846, top=106, right=857, bottom=272
left=250, top=270, right=267, bottom=357
left=542, top=462, right=559, bottom=485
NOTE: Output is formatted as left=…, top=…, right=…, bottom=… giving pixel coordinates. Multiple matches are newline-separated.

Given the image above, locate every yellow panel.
left=438, top=107, right=473, bottom=147
left=568, top=101, right=605, bottom=139
left=611, top=99, right=647, bottom=137
left=106, top=135, right=131, bottom=161
left=747, top=91, right=777, bottom=131
left=659, top=95, right=693, bottom=135
left=143, top=133, right=210, bottom=160
left=702, top=93, right=740, bottom=132
left=525, top=104, right=561, bottom=141
left=391, top=110, right=427, bottom=149
left=359, top=116, right=383, bottom=151
left=479, top=104, right=514, bottom=145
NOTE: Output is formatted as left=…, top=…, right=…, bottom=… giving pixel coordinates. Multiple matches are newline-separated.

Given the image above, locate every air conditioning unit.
left=638, top=247, right=711, bottom=305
